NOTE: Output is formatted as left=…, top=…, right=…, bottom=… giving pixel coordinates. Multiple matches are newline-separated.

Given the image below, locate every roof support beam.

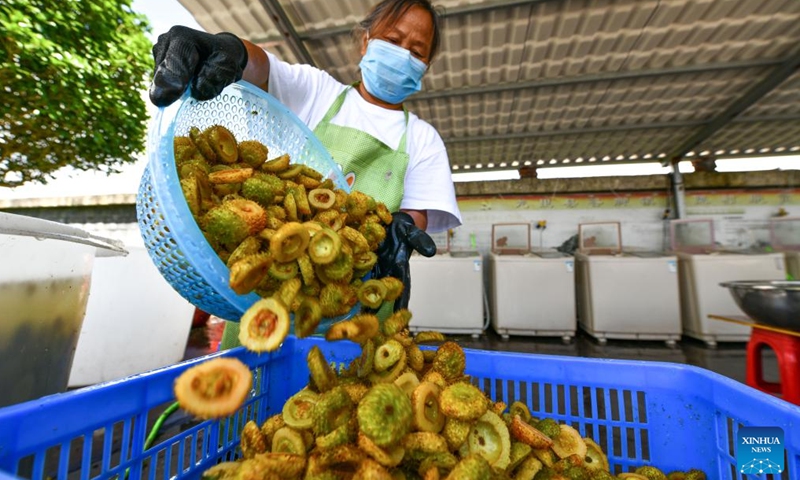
left=449, top=149, right=800, bottom=172
left=444, top=120, right=704, bottom=143
left=441, top=113, right=800, bottom=144
left=252, top=0, right=558, bottom=43
left=663, top=49, right=800, bottom=165
left=729, top=113, right=800, bottom=124
left=256, top=0, right=316, bottom=66
left=410, top=58, right=783, bottom=101
left=435, top=0, right=557, bottom=17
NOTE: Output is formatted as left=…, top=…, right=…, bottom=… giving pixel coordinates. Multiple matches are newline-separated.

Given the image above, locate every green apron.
left=221, top=85, right=410, bottom=349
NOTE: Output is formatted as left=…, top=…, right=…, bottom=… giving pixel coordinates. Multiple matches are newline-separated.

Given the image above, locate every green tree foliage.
left=0, top=0, right=153, bottom=187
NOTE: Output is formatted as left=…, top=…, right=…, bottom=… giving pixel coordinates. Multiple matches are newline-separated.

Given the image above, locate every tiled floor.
left=184, top=316, right=780, bottom=391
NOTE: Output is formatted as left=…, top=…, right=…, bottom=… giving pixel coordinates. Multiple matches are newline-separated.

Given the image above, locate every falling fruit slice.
left=174, top=357, right=252, bottom=419
left=238, top=297, right=290, bottom=352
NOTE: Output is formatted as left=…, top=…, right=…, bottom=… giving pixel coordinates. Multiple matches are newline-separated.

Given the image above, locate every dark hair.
left=355, top=0, right=443, bottom=62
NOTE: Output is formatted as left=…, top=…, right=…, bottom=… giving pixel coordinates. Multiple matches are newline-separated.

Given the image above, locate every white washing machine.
left=575, top=251, right=682, bottom=346
left=408, top=251, right=485, bottom=337
left=676, top=251, right=787, bottom=347
left=770, top=217, right=800, bottom=280
left=488, top=251, right=575, bottom=342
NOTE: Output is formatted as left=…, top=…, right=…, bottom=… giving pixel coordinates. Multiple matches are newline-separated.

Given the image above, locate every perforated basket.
left=136, top=81, right=350, bottom=323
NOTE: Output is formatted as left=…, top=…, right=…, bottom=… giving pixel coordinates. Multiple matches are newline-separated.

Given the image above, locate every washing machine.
left=575, top=251, right=682, bottom=346
left=676, top=251, right=788, bottom=347
left=408, top=251, right=485, bottom=337
left=770, top=217, right=800, bottom=280
left=488, top=250, right=576, bottom=342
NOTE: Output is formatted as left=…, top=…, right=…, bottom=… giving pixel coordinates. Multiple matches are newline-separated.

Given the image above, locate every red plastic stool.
left=745, top=327, right=800, bottom=405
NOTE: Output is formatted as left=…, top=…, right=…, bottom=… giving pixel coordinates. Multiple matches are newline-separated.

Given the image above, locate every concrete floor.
left=185, top=316, right=780, bottom=390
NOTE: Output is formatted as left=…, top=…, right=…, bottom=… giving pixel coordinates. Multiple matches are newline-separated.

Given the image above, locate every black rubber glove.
left=372, top=211, right=437, bottom=312
left=149, top=26, right=248, bottom=107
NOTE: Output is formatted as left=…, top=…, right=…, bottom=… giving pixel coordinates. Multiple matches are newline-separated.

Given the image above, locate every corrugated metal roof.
left=178, top=0, right=800, bottom=171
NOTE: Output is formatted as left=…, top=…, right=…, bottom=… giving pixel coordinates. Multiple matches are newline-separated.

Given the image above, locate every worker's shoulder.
left=407, top=113, right=445, bottom=149
left=270, top=52, right=344, bottom=90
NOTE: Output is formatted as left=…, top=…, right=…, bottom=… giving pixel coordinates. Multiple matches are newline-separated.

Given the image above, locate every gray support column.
left=670, top=164, right=686, bottom=219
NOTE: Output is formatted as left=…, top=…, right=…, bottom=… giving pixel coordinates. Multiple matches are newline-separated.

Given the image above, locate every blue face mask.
left=359, top=38, right=427, bottom=104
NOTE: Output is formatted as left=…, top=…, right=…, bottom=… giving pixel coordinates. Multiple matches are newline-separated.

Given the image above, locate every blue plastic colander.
left=136, top=81, right=352, bottom=323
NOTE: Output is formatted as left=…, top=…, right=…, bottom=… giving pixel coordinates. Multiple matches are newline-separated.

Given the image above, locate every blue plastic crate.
left=1, top=337, right=799, bottom=479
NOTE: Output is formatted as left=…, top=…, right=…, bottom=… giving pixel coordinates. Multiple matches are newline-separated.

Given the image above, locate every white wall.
left=448, top=189, right=799, bottom=255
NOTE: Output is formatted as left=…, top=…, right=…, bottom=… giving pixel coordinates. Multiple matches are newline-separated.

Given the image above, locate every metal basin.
left=720, top=280, right=800, bottom=330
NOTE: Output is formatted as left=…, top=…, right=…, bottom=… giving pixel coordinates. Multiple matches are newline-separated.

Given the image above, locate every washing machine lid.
left=677, top=250, right=781, bottom=260
left=578, top=251, right=676, bottom=262
left=449, top=250, right=481, bottom=258
left=531, top=250, right=572, bottom=259
left=627, top=251, right=671, bottom=258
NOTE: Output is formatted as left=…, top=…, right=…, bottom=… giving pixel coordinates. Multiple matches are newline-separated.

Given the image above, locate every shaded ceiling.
left=178, top=0, right=800, bottom=173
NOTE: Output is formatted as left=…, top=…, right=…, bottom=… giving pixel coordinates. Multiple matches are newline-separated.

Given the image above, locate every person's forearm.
left=242, top=40, right=270, bottom=91
left=401, top=209, right=428, bottom=231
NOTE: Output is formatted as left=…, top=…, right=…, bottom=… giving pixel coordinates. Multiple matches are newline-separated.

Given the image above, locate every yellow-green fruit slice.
left=513, top=456, right=544, bottom=480
left=507, top=441, right=532, bottom=472
left=584, top=437, right=610, bottom=471
left=205, top=125, right=239, bottom=164
left=374, top=340, right=405, bottom=372
left=458, top=411, right=511, bottom=470
left=201, top=462, right=240, bottom=480
left=238, top=297, right=290, bottom=352
left=295, top=297, right=323, bottom=338
left=311, top=386, right=353, bottom=436
left=358, top=433, right=405, bottom=468
left=262, top=153, right=291, bottom=173
left=229, top=253, right=273, bottom=295
left=550, top=425, right=588, bottom=459
left=282, top=389, right=319, bottom=430
left=271, top=427, right=307, bottom=455
left=357, top=279, right=388, bottom=309
left=240, top=420, right=267, bottom=459
left=439, top=382, right=488, bottom=422
left=269, top=222, right=310, bottom=263
left=444, top=454, right=491, bottom=480
left=442, top=418, right=471, bottom=451
left=173, top=357, right=252, bottom=420
left=509, top=401, right=531, bottom=422
left=412, top=382, right=446, bottom=433
left=394, top=371, right=421, bottom=398
left=357, top=384, right=413, bottom=448
left=634, top=466, right=669, bottom=480
left=432, top=341, right=466, bottom=381
left=237, top=139, right=269, bottom=168
left=307, top=346, right=337, bottom=392
left=308, top=188, right=336, bottom=210
left=509, top=415, right=553, bottom=449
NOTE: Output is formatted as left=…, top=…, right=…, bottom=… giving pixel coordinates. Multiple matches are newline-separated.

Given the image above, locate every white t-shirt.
left=266, top=52, right=462, bottom=233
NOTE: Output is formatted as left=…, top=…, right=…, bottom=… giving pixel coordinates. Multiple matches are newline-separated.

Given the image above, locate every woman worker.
left=149, top=0, right=462, bottom=344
